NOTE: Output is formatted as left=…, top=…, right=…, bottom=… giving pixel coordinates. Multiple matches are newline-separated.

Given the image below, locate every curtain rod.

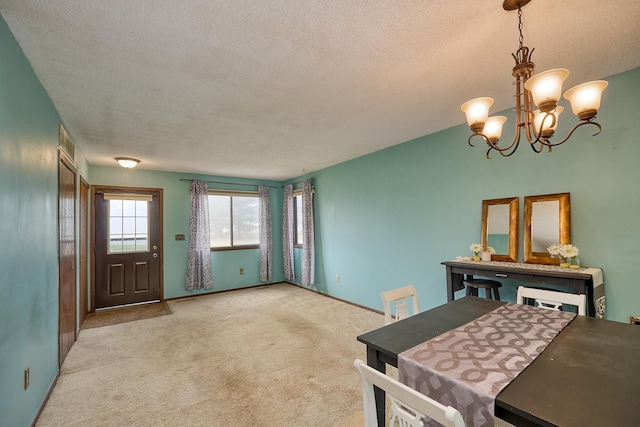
left=180, top=178, right=313, bottom=188
left=287, top=178, right=314, bottom=188
left=179, top=179, right=279, bottom=188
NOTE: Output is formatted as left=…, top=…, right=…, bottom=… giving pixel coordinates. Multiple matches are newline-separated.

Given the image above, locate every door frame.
left=90, top=185, right=164, bottom=312
left=79, top=177, right=90, bottom=327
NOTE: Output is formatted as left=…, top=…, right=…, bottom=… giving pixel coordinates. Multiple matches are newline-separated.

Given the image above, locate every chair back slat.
left=381, top=285, right=419, bottom=325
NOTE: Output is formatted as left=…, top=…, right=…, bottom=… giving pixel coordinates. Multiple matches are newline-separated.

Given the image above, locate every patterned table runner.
left=398, top=303, right=576, bottom=427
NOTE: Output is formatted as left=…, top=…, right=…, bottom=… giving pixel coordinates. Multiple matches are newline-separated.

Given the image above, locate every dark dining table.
left=357, top=296, right=640, bottom=427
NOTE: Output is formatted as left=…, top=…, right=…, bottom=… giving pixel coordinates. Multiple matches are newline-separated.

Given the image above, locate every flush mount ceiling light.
left=460, top=0, right=608, bottom=158
left=115, top=157, right=140, bottom=169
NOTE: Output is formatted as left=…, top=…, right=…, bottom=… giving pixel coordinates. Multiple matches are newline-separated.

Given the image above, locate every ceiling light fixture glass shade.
left=115, top=157, right=140, bottom=168
left=460, top=0, right=607, bottom=158
left=484, top=116, right=508, bottom=142
left=563, top=80, right=609, bottom=120
left=533, top=107, right=563, bottom=138
left=524, top=68, right=569, bottom=111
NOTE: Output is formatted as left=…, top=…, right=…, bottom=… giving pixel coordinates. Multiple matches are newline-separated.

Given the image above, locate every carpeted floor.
left=82, top=302, right=172, bottom=329
left=37, top=283, right=382, bottom=427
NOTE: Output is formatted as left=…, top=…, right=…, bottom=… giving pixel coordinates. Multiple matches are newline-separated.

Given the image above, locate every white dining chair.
left=516, top=286, right=587, bottom=316
left=353, top=359, right=465, bottom=427
left=380, top=285, right=419, bottom=325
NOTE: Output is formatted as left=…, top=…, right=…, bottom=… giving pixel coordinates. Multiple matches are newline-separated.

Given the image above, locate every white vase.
left=480, top=251, right=492, bottom=262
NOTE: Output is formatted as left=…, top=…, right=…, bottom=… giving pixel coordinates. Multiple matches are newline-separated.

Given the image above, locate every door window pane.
left=108, top=198, right=150, bottom=253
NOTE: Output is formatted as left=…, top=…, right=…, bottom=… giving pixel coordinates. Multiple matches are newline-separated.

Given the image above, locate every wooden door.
left=79, top=177, right=89, bottom=326
left=94, top=187, right=162, bottom=309
left=58, top=153, right=76, bottom=366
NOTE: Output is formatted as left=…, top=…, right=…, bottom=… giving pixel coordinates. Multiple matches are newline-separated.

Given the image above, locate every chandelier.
left=460, top=0, right=608, bottom=158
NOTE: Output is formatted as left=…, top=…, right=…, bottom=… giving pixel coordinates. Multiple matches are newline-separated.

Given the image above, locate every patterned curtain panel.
left=258, top=185, right=273, bottom=282
left=185, top=180, right=213, bottom=291
left=301, top=179, right=315, bottom=286
left=282, top=184, right=295, bottom=281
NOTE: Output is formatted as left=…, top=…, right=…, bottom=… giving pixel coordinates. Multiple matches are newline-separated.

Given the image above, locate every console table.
left=442, top=260, right=603, bottom=317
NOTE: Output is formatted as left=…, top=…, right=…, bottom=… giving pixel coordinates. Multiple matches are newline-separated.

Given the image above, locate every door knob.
left=152, top=253, right=158, bottom=258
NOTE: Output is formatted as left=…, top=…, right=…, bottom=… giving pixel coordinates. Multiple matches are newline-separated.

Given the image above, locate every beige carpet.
left=81, top=302, right=172, bottom=329
left=37, top=283, right=382, bottom=427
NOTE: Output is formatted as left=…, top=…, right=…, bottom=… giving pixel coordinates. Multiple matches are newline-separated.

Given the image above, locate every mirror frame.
left=481, top=197, right=519, bottom=262
left=524, top=192, right=571, bottom=264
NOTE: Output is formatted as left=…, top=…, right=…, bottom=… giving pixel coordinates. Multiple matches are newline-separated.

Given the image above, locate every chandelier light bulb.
left=524, top=68, right=569, bottom=111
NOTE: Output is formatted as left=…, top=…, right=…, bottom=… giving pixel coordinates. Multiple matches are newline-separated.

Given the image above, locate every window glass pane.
left=110, top=217, right=123, bottom=235
left=136, top=217, right=148, bottom=233
left=123, top=217, right=136, bottom=234
left=122, top=235, right=136, bottom=252
left=295, top=195, right=303, bottom=245
left=209, top=195, right=231, bottom=247
left=233, top=196, right=259, bottom=245
left=109, top=237, right=123, bottom=253
left=122, top=200, right=136, bottom=216
left=110, top=199, right=123, bottom=216
left=136, top=200, right=147, bottom=214
left=135, top=236, right=148, bottom=251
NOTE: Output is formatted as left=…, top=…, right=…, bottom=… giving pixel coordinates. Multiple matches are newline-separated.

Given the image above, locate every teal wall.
left=0, top=16, right=63, bottom=426
left=89, top=167, right=285, bottom=299
left=295, top=67, right=640, bottom=323
left=2, top=6, right=640, bottom=424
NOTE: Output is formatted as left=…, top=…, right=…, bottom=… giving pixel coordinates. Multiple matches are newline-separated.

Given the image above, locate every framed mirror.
left=481, top=197, right=519, bottom=262
left=524, top=193, right=571, bottom=264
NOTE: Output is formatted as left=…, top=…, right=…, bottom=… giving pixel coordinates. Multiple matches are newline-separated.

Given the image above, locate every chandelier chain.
left=517, top=6, right=524, bottom=51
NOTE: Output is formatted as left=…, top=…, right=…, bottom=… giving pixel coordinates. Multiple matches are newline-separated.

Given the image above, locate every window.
left=294, top=194, right=303, bottom=246
left=293, top=191, right=313, bottom=247
left=107, top=198, right=149, bottom=253
left=209, top=191, right=259, bottom=249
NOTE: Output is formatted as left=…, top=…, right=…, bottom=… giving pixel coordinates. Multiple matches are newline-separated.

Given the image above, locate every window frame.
left=208, top=190, right=260, bottom=251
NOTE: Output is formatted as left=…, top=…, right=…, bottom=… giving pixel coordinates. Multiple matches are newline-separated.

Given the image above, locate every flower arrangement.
left=548, top=244, right=580, bottom=267
left=470, top=243, right=483, bottom=258
left=546, top=244, right=562, bottom=257
left=470, top=244, right=495, bottom=261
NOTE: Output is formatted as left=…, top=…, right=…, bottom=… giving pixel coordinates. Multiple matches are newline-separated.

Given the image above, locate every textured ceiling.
left=2, top=0, right=640, bottom=180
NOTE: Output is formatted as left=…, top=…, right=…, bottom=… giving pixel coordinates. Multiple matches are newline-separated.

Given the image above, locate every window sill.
left=211, top=245, right=259, bottom=252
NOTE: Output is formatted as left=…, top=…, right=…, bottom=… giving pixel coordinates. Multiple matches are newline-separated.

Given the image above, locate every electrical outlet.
left=335, top=275, right=340, bottom=283
left=239, top=268, right=244, bottom=275
left=175, top=234, right=185, bottom=241
left=24, top=367, right=29, bottom=390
